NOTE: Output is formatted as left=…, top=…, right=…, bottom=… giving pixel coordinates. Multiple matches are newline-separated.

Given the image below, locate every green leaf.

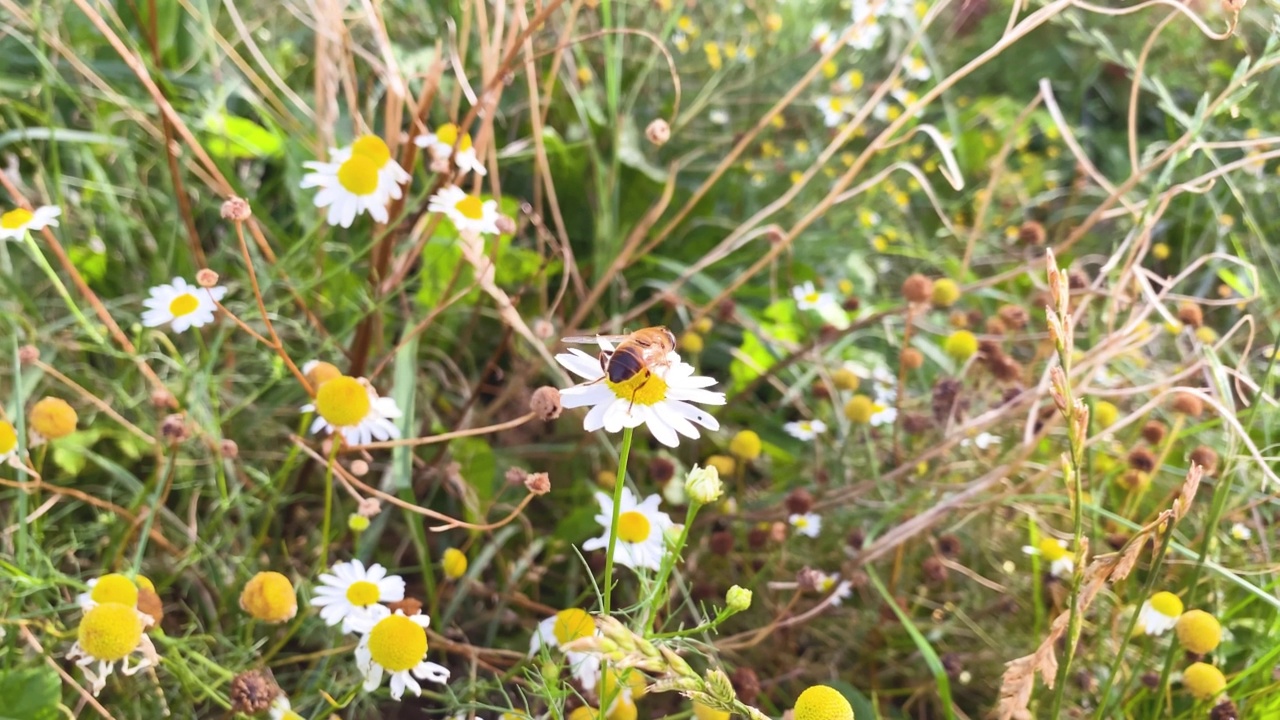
left=1217, top=267, right=1256, bottom=299
left=866, top=567, right=956, bottom=720
left=450, top=437, right=497, bottom=502
left=729, top=332, right=778, bottom=392
left=203, top=113, right=283, bottom=159
left=0, top=668, right=61, bottom=720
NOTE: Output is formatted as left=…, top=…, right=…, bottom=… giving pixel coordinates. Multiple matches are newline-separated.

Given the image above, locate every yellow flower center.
left=91, top=574, right=139, bottom=607
left=1, top=208, right=33, bottom=230
left=1037, top=539, right=1067, bottom=562
left=606, top=371, right=669, bottom=406
left=30, top=397, right=77, bottom=440
left=442, top=548, right=468, bottom=579
left=367, top=614, right=427, bottom=672
left=239, top=571, right=297, bottom=623
left=455, top=195, right=485, bottom=220
left=350, top=135, right=391, bottom=167
left=794, top=517, right=810, bottom=529
left=794, top=685, right=853, bottom=720
left=552, top=608, right=593, bottom=645
left=314, top=376, right=371, bottom=428
left=0, top=421, right=16, bottom=455
left=168, top=292, right=200, bottom=317
left=828, top=98, right=844, bottom=112
left=337, top=155, right=380, bottom=196
left=804, top=292, right=821, bottom=303
left=79, top=602, right=143, bottom=662
left=1150, top=591, right=1183, bottom=618
left=617, top=511, right=651, bottom=543
left=435, top=123, right=459, bottom=146
left=345, top=580, right=381, bottom=606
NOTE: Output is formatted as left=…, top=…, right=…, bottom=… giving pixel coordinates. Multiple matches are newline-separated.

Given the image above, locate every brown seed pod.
left=998, top=304, right=1030, bottom=330
left=1172, top=392, right=1205, bottom=418
left=229, top=669, right=279, bottom=715
left=648, top=456, right=676, bottom=484
left=1141, top=420, right=1167, bottom=445
left=785, top=488, right=815, bottom=515
left=710, top=529, right=735, bottom=556
left=936, top=534, right=961, bottom=558
left=1018, top=220, right=1046, bottom=245
left=1177, top=301, right=1204, bottom=329
left=901, top=274, right=934, bottom=304
left=1128, top=447, right=1157, bottom=473
left=1188, top=445, right=1219, bottom=474
left=901, top=347, right=924, bottom=370
left=921, top=555, right=948, bottom=584
left=530, top=386, right=563, bottom=420
left=730, top=667, right=761, bottom=706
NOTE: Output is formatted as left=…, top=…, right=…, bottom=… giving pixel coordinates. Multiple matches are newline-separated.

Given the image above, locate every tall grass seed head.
left=794, top=684, right=854, bottom=720
left=844, top=395, right=874, bottom=424
left=729, top=430, right=762, bottom=460
left=442, top=548, right=468, bottom=580
left=240, top=572, right=297, bottom=623
left=30, top=397, right=77, bottom=440
left=684, top=464, right=724, bottom=505
left=1176, top=609, right=1222, bottom=654
left=943, top=330, right=978, bottom=361
left=931, top=277, right=960, bottom=307
left=1182, top=662, right=1226, bottom=700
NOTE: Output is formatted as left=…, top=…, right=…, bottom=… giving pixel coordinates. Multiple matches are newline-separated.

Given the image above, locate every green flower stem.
left=318, top=438, right=340, bottom=573
left=646, top=500, right=700, bottom=631
left=22, top=233, right=107, bottom=346
left=602, top=426, right=635, bottom=617
left=130, top=446, right=179, bottom=573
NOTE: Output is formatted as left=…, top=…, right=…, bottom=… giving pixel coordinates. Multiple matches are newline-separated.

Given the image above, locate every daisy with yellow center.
left=1022, top=537, right=1074, bottom=578
left=905, top=56, right=931, bottom=81
left=1138, top=591, right=1184, bottom=636
left=582, top=488, right=674, bottom=571
left=301, top=375, right=402, bottom=446
left=794, top=684, right=853, bottom=720
left=784, top=418, right=827, bottom=441
left=815, top=95, right=851, bottom=128
left=141, top=277, right=227, bottom=333
left=311, top=559, right=406, bottom=633
left=428, top=185, right=501, bottom=235
left=789, top=512, right=822, bottom=538
left=68, top=602, right=156, bottom=696
left=414, top=123, right=486, bottom=176
left=0, top=205, right=61, bottom=241
left=529, top=608, right=601, bottom=690
left=817, top=572, right=853, bottom=605
left=300, top=135, right=408, bottom=228
left=77, top=573, right=147, bottom=610
left=556, top=339, right=724, bottom=448
left=348, top=608, right=449, bottom=700
left=0, top=420, right=17, bottom=463
left=269, top=696, right=305, bottom=720
left=792, top=281, right=837, bottom=312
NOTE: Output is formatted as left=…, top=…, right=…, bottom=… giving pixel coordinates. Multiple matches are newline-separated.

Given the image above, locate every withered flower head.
left=1018, top=220, right=1046, bottom=245
left=1172, top=392, right=1205, bottom=418
left=901, top=274, right=934, bottom=304
left=229, top=669, right=279, bottom=715
left=1177, top=301, right=1204, bottom=329
left=785, top=488, right=815, bottom=515
left=648, top=455, right=676, bottom=484
left=530, top=386, right=563, bottom=421
left=921, top=555, right=948, bottom=584
left=1127, top=447, right=1157, bottom=473
left=1188, top=446, right=1219, bottom=475
left=1141, top=420, right=1168, bottom=445
left=998, top=304, right=1030, bottom=330
left=936, top=534, right=961, bottom=558
left=901, top=347, right=924, bottom=371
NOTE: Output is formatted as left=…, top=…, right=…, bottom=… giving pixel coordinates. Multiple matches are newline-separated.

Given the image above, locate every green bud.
left=726, top=585, right=753, bottom=613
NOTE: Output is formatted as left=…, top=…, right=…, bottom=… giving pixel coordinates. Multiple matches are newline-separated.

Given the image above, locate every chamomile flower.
left=0, top=205, right=61, bottom=240
left=1023, top=538, right=1073, bottom=578
left=301, top=375, right=402, bottom=446
left=789, top=512, right=822, bottom=538
left=810, top=22, right=837, bottom=53
left=269, top=696, right=304, bottom=720
left=428, top=185, right=501, bottom=235
left=844, top=17, right=883, bottom=50
left=817, top=573, right=853, bottom=606
left=530, top=608, right=601, bottom=690
left=960, top=432, right=1001, bottom=450
left=415, top=123, right=487, bottom=176
left=311, top=559, right=406, bottom=633
left=349, top=608, right=450, bottom=700
left=77, top=573, right=144, bottom=611
left=794, top=685, right=853, bottom=720
left=792, top=282, right=838, bottom=312
left=0, top=420, right=17, bottom=463
left=869, top=404, right=898, bottom=427
left=815, top=96, right=851, bottom=128
left=556, top=339, right=725, bottom=448
left=1230, top=522, right=1253, bottom=542
left=784, top=419, right=828, bottom=441
left=1138, top=591, right=1184, bottom=636
left=141, top=277, right=227, bottom=333
left=301, top=135, right=407, bottom=228
left=68, top=602, right=155, bottom=696
left=905, top=56, right=932, bottom=81
left=582, top=488, right=674, bottom=571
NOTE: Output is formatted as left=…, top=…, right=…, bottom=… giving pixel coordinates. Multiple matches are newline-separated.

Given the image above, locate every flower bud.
left=725, top=585, right=753, bottom=612
left=684, top=464, right=724, bottom=505
left=646, top=118, right=671, bottom=146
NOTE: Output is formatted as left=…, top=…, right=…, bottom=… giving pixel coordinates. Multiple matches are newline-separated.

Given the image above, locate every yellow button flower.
left=240, top=572, right=297, bottom=623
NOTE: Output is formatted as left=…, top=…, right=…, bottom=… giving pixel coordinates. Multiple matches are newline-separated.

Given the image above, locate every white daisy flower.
left=789, top=512, right=822, bottom=538
left=844, top=17, right=882, bottom=51
left=784, top=419, right=827, bottom=441
left=414, top=123, right=486, bottom=176
left=141, top=277, right=227, bottom=333
left=817, top=573, right=853, bottom=606
left=269, top=696, right=304, bottom=720
left=869, top=404, right=897, bottom=427
left=709, top=109, right=730, bottom=125
left=960, top=432, right=1001, bottom=450
left=529, top=608, right=601, bottom=691
left=301, top=375, right=402, bottom=446
left=0, top=205, right=61, bottom=240
left=1231, top=522, right=1253, bottom=542
left=905, top=56, right=932, bottom=82
left=68, top=603, right=156, bottom=696
left=1022, top=538, right=1074, bottom=578
left=810, top=22, right=838, bottom=53
left=428, top=185, right=501, bottom=235
left=791, top=282, right=838, bottom=312
left=582, top=488, right=674, bottom=572
left=555, top=339, right=725, bottom=449
left=1137, top=591, right=1184, bottom=636
left=300, top=135, right=406, bottom=228
left=349, top=608, right=450, bottom=701
left=815, top=95, right=851, bottom=128
left=311, top=559, right=406, bottom=633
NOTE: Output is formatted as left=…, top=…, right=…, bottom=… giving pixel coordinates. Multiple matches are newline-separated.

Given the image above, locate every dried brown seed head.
left=901, top=274, right=934, bottom=304
left=220, top=196, right=252, bottom=221
left=646, top=118, right=671, bottom=146
left=530, top=386, right=563, bottom=421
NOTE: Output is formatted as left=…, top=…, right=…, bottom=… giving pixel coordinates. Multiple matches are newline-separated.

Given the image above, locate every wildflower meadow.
left=3, top=0, right=1280, bottom=718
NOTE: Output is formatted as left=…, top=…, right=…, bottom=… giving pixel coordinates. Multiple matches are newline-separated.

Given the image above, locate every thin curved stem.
left=601, top=427, right=634, bottom=616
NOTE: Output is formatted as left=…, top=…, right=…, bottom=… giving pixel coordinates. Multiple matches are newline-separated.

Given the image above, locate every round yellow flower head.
left=1093, top=401, right=1118, bottom=429
left=931, top=278, right=961, bottom=308
left=305, top=361, right=343, bottom=388
left=1037, top=538, right=1068, bottom=562
left=442, top=548, right=468, bottom=580
left=730, top=430, right=762, bottom=461
left=943, top=330, right=978, bottom=361
left=1195, top=326, right=1219, bottom=344
left=1152, top=242, right=1170, bottom=260
left=553, top=608, right=595, bottom=645
left=1150, top=591, right=1184, bottom=618
left=794, top=685, right=854, bottom=720
left=30, top=397, right=77, bottom=440
left=608, top=695, right=637, bottom=720
left=239, top=571, right=297, bottom=623
left=79, top=602, right=143, bottom=662
left=693, top=317, right=714, bottom=334
left=91, top=573, right=139, bottom=607
left=693, top=701, right=730, bottom=720
left=681, top=331, right=705, bottom=355
left=844, top=395, right=874, bottom=424
left=348, top=513, right=371, bottom=533
left=367, top=612, right=428, bottom=671
left=1176, top=610, right=1222, bottom=654
left=314, top=376, right=370, bottom=428
left=705, top=454, right=736, bottom=478
left=601, top=667, right=648, bottom=703
left=832, top=368, right=860, bottom=391
left=568, top=708, right=598, bottom=720
left=1182, top=662, right=1226, bottom=700
left=0, top=420, right=16, bottom=456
